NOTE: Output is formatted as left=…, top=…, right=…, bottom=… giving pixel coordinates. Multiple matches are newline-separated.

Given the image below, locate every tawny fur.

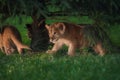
left=45, top=22, right=105, bottom=56
left=0, top=34, right=4, bottom=52
left=0, top=25, right=31, bottom=55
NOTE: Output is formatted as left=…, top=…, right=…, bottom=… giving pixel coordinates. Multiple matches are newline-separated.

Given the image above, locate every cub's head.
left=45, top=22, right=66, bottom=43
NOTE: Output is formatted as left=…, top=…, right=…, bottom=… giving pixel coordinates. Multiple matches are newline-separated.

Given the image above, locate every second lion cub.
left=0, top=25, right=31, bottom=55
left=45, top=22, right=108, bottom=56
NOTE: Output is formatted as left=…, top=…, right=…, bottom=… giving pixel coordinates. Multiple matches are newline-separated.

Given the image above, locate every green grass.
left=0, top=16, right=120, bottom=80
left=0, top=53, right=120, bottom=80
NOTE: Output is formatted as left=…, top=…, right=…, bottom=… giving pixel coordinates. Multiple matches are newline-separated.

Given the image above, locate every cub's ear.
left=45, top=25, right=50, bottom=30
left=58, top=23, right=66, bottom=34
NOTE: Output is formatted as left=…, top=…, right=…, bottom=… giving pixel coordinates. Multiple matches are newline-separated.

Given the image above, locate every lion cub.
left=45, top=22, right=106, bottom=56
left=0, top=34, right=4, bottom=52
left=0, top=25, right=31, bottom=55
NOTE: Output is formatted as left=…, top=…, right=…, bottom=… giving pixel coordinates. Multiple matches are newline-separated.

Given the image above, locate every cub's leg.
left=0, top=47, right=4, bottom=53
left=46, top=41, right=64, bottom=54
left=67, top=44, right=76, bottom=56
left=93, top=43, right=105, bottom=56
left=3, top=40, right=13, bottom=55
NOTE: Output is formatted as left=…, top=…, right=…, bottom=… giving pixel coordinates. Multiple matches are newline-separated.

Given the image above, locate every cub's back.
left=1, top=25, right=22, bottom=41
left=62, top=22, right=84, bottom=37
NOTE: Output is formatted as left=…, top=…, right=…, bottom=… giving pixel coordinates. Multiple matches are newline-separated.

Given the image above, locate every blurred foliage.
left=0, top=0, right=120, bottom=23
left=0, top=0, right=47, bottom=25
left=47, top=0, right=120, bottom=23
left=0, top=0, right=47, bottom=16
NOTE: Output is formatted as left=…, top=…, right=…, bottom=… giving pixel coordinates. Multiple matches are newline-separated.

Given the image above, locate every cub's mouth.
left=50, top=38, right=59, bottom=43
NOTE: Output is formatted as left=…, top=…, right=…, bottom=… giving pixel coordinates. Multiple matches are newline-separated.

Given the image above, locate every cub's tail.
left=11, top=35, right=31, bottom=54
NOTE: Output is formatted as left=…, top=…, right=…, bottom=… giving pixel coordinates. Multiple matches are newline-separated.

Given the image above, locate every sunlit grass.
left=0, top=53, right=120, bottom=80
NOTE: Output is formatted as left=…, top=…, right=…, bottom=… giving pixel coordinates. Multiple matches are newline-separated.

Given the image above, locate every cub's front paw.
left=46, top=50, right=55, bottom=54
